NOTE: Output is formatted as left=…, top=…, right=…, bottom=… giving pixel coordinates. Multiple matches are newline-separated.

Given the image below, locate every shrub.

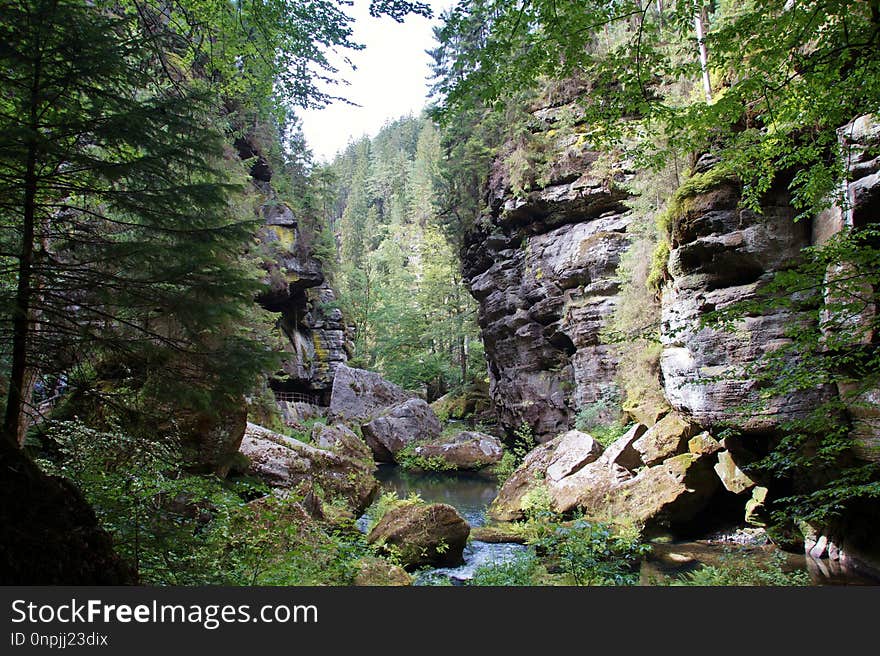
left=531, top=519, right=651, bottom=586
left=469, top=551, right=540, bottom=586
left=671, top=550, right=810, bottom=587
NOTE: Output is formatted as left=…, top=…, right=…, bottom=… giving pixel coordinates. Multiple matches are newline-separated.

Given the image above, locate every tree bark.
left=694, top=5, right=713, bottom=102
left=2, top=51, right=40, bottom=448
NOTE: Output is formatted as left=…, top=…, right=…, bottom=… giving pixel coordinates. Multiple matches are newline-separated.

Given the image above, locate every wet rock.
left=239, top=423, right=378, bottom=515
left=361, top=398, right=442, bottom=463
left=413, top=431, right=504, bottom=470
left=329, top=364, right=415, bottom=423
left=367, top=503, right=470, bottom=571
left=713, top=450, right=757, bottom=494
left=633, top=413, right=698, bottom=467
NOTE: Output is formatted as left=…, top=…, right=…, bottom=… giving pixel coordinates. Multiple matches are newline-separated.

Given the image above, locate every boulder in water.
left=367, top=502, right=470, bottom=571
left=412, top=431, right=504, bottom=470
left=361, top=398, right=442, bottom=463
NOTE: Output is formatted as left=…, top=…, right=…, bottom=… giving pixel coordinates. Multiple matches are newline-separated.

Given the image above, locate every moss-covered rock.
left=367, top=502, right=470, bottom=571
left=352, top=557, right=413, bottom=586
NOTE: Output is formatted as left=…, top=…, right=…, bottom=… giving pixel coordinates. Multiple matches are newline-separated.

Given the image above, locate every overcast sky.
left=298, top=0, right=455, bottom=163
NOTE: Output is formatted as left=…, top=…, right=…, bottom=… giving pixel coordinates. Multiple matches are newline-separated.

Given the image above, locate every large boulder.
left=367, top=503, right=470, bottom=571
left=489, top=436, right=567, bottom=521
left=713, top=450, right=757, bottom=494
left=239, top=423, right=378, bottom=515
left=555, top=452, right=721, bottom=527
left=632, top=412, right=697, bottom=467
left=412, top=431, right=504, bottom=470
left=328, top=364, right=415, bottom=422
left=361, top=398, right=442, bottom=463
left=545, top=430, right=604, bottom=481
left=312, top=422, right=373, bottom=464
left=491, top=420, right=722, bottom=528
left=603, top=423, right=648, bottom=471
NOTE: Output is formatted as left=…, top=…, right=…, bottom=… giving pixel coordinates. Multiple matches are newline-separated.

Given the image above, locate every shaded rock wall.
left=463, top=103, right=633, bottom=441
left=244, top=135, right=352, bottom=405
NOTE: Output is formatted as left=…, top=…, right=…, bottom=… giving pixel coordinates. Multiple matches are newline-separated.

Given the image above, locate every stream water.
left=357, top=464, right=879, bottom=586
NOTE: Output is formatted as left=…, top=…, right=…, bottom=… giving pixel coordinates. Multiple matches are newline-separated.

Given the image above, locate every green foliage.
left=493, top=421, right=537, bottom=484
left=672, top=550, right=811, bottom=587
left=36, top=419, right=375, bottom=585
left=323, top=115, right=485, bottom=395
left=396, top=444, right=458, bottom=472
left=646, top=240, right=671, bottom=293
left=468, top=551, right=540, bottom=586
left=432, top=1, right=880, bottom=223
left=531, top=519, right=651, bottom=586
left=704, top=227, right=880, bottom=528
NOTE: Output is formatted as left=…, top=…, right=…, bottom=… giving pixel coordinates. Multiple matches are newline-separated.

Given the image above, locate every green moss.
left=659, top=165, right=738, bottom=235
left=646, top=239, right=671, bottom=293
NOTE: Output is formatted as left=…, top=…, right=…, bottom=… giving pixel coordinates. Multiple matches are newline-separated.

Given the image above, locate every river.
left=357, top=464, right=879, bottom=586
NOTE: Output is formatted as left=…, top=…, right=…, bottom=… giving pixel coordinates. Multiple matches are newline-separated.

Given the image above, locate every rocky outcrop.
left=361, top=398, right=441, bottom=463
left=412, top=431, right=504, bottom=470
left=243, top=130, right=351, bottom=409
left=367, top=502, right=470, bottom=571
left=329, top=364, right=416, bottom=423
left=463, top=98, right=633, bottom=442
left=659, top=173, right=828, bottom=431
left=491, top=417, right=724, bottom=528
left=239, top=423, right=378, bottom=515
left=312, top=422, right=374, bottom=464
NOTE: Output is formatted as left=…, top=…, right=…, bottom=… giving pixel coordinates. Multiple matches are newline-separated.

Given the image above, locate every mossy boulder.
left=239, top=423, right=378, bottom=515
left=352, top=557, right=413, bottom=586
left=367, top=502, right=470, bottom=571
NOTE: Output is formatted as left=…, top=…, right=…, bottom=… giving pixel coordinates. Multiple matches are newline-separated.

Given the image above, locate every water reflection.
left=372, top=464, right=499, bottom=527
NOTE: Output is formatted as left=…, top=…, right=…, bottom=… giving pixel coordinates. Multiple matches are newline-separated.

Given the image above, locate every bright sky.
left=298, top=0, right=455, bottom=164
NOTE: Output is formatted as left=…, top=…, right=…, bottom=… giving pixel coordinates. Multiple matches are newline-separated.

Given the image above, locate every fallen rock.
left=633, top=413, right=697, bottom=467
left=328, top=364, right=415, bottom=422
left=361, top=398, right=442, bottom=462
left=713, top=450, right=757, bottom=494
left=469, top=523, right=530, bottom=544
left=573, top=453, right=721, bottom=527
left=688, top=432, right=722, bottom=457
left=239, top=423, right=378, bottom=515
left=367, top=503, right=470, bottom=571
left=488, top=436, right=566, bottom=521
left=546, top=430, right=604, bottom=481
left=312, top=422, right=373, bottom=464
left=602, top=424, right=647, bottom=471
left=412, top=431, right=504, bottom=469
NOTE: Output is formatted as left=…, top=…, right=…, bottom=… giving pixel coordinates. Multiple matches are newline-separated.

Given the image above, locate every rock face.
left=243, top=129, right=352, bottom=409
left=412, top=431, right=504, bottom=470
left=659, top=175, right=829, bottom=432
left=361, top=398, right=442, bottom=462
left=545, top=430, right=603, bottom=481
left=329, top=364, right=416, bottom=423
left=367, top=503, right=470, bottom=571
left=239, top=423, right=378, bottom=515
left=462, top=96, right=633, bottom=442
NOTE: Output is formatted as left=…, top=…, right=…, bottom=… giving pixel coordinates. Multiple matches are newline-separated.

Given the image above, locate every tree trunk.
left=694, top=5, right=712, bottom=102
left=2, top=54, right=40, bottom=448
